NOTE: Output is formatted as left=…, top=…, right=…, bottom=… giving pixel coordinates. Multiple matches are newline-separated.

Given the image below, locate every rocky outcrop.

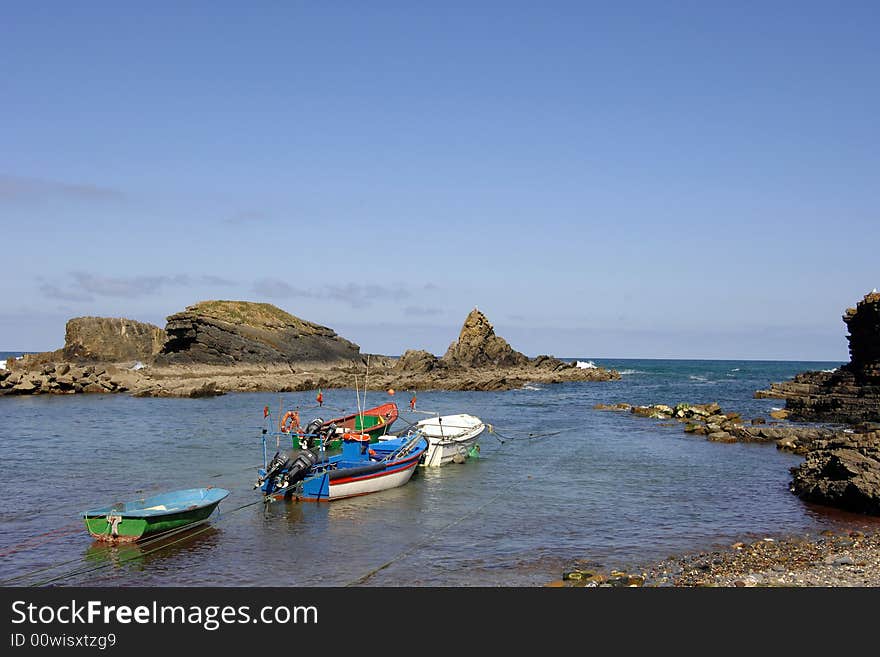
left=394, top=349, right=441, bottom=373
left=61, top=316, right=165, bottom=362
left=756, top=292, right=880, bottom=423
left=441, top=309, right=529, bottom=368
left=155, top=301, right=361, bottom=365
left=10, top=317, right=165, bottom=369
left=393, top=309, right=619, bottom=383
left=845, top=292, right=880, bottom=378
left=791, top=429, right=880, bottom=515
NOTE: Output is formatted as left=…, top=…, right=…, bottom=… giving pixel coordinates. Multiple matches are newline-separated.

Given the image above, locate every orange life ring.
left=343, top=432, right=370, bottom=443
left=280, top=411, right=300, bottom=433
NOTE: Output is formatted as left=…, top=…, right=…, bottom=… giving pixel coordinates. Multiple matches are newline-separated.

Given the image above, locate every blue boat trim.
left=82, top=488, right=230, bottom=518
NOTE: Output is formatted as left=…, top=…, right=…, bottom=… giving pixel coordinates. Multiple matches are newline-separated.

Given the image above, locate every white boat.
left=415, top=414, right=485, bottom=467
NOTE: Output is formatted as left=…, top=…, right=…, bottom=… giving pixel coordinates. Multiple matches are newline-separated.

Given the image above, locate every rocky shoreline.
left=550, top=528, right=880, bottom=587
left=593, top=401, right=843, bottom=453
left=1, top=303, right=618, bottom=397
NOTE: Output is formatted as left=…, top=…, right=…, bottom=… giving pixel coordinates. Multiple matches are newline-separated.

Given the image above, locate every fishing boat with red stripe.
left=255, top=430, right=427, bottom=502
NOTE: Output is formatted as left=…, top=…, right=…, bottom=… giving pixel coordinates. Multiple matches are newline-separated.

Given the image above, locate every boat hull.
left=81, top=488, right=229, bottom=543
left=269, top=439, right=426, bottom=502
left=323, top=403, right=398, bottom=448
left=412, top=414, right=486, bottom=467
left=422, top=430, right=484, bottom=467
left=83, top=502, right=222, bottom=543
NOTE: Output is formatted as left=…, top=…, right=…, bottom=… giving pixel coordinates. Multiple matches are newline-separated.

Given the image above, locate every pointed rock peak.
left=461, top=308, right=494, bottom=337
left=442, top=309, right=528, bottom=368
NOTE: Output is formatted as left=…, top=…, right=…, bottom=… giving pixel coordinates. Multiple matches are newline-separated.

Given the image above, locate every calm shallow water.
left=2, top=358, right=879, bottom=586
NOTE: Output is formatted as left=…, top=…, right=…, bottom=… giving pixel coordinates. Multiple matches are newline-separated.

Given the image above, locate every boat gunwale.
left=81, top=488, right=230, bottom=518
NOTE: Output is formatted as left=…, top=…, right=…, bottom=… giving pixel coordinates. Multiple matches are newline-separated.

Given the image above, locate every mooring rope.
left=345, top=488, right=510, bottom=587
left=344, top=423, right=579, bottom=586
left=0, top=523, right=85, bottom=559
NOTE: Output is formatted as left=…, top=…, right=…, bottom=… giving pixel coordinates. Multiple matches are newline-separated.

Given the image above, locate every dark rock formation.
left=791, top=430, right=880, bottom=515
left=845, top=292, right=880, bottom=378
left=155, top=300, right=361, bottom=365
left=755, top=292, right=880, bottom=423
left=441, top=308, right=529, bottom=368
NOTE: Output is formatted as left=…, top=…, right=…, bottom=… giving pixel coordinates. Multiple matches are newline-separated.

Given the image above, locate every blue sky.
left=1, top=2, right=877, bottom=359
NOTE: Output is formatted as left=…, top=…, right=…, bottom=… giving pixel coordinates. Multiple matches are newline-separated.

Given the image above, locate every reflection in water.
left=261, top=498, right=306, bottom=526
left=84, top=526, right=220, bottom=572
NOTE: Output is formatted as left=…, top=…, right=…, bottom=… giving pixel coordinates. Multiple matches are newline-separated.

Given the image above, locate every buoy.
left=387, top=388, right=395, bottom=395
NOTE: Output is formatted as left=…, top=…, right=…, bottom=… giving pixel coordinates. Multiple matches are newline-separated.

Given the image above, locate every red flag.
left=263, top=405, right=270, bottom=418
left=409, top=392, right=416, bottom=411
left=317, top=389, right=323, bottom=406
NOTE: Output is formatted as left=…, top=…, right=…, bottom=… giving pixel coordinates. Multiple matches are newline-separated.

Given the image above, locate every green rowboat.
left=82, top=488, right=229, bottom=543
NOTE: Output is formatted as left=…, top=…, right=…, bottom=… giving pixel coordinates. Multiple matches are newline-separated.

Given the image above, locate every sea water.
left=2, top=358, right=878, bottom=586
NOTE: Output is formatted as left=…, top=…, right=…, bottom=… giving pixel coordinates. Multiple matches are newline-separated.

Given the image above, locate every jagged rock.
left=531, top=355, right=573, bottom=371
left=156, top=300, right=362, bottom=365
left=187, top=381, right=225, bottom=398
left=13, top=380, right=37, bottom=393
left=791, top=431, right=880, bottom=514
left=758, top=292, right=880, bottom=423
left=594, top=403, right=631, bottom=411
left=394, top=349, right=441, bottom=373
left=55, top=363, right=70, bottom=375
left=441, top=309, right=529, bottom=369
left=632, top=405, right=671, bottom=419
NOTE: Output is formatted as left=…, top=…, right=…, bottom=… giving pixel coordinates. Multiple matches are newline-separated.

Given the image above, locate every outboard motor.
left=256, top=449, right=320, bottom=496
left=300, top=418, right=325, bottom=450
left=259, top=451, right=290, bottom=485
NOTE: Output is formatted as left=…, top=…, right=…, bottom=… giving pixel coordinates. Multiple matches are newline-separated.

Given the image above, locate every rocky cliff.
left=8, top=316, right=165, bottom=369
left=441, top=309, right=529, bottom=368
left=61, top=316, right=165, bottom=362
left=155, top=300, right=362, bottom=365
left=756, top=292, right=880, bottom=423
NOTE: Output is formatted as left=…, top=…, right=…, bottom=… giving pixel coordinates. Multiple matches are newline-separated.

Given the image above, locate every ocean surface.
left=3, top=356, right=879, bottom=587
